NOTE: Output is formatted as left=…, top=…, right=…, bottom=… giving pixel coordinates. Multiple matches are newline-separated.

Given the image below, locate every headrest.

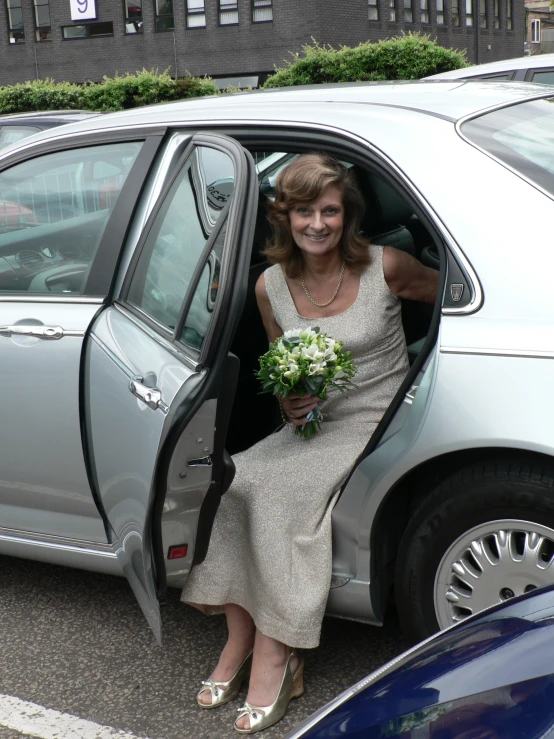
left=353, top=167, right=414, bottom=236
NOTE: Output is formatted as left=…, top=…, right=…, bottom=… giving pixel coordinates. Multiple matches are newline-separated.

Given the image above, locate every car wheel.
left=394, top=459, right=554, bottom=643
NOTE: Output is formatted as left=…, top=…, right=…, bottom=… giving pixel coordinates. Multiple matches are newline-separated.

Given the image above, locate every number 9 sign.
left=70, top=0, right=97, bottom=20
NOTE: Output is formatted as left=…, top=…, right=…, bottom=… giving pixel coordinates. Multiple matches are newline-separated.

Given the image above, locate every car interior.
left=226, top=147, right=441, bottom=455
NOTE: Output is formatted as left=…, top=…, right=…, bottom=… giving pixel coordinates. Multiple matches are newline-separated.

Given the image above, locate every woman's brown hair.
left=263, top=153, right=371, bottom=277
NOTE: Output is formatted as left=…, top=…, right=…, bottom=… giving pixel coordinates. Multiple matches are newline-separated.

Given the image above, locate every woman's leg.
left=235, top=630, right=300, bottom=730
left=198, top=603, right=256, bottom=705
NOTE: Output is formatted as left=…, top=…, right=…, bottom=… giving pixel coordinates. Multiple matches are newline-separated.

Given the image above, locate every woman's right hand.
left=280, top=393, right=319, bottom=427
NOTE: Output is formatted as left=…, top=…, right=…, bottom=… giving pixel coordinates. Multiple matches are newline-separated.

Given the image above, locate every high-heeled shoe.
left=234, top=651, right=304, bottom=734
left=197, top=651, right=253, bottom=709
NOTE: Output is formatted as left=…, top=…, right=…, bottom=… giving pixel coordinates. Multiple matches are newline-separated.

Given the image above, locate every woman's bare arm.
left=254, top=271, right=318, bottom=425
left=255, top=272, right=284, bottom=344
left=382, top=245, right=439, bottom=304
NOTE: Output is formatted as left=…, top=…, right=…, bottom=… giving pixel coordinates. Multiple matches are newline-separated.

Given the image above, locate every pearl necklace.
left=300, top=261, right=346, bottom=308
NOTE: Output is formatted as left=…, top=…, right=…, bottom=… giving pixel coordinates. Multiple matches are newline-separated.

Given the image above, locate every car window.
left=0, top=125, right=41, bottom=149
left=477, top=73, right=514, bottom=81
left=126, top=145, right=235, bottom=342
left=530, top=70, right=554, bottom=86
left=462, top=98, right=554, bottom=197
left=0, top=141, right=143, bottom=295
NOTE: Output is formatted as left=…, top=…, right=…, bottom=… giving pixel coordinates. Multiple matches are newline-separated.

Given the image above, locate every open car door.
left=83, top=133, right=257, bottom=641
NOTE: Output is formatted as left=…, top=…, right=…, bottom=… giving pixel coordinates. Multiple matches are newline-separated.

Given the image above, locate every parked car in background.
left=424, top=52, right=554, bottom=84
left=0, top=82, right=554, bottom=645
left=284, top=584, right=554, bottom=739
left=0, top=110, right=98, bottom=150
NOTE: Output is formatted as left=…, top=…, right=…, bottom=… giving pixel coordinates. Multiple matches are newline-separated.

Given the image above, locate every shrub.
left=263, top=33, right=468, bottom=88
left=0, top=78, right=85, bottom=114
left=0, top=69, right=220, bottom=114
left=173, top=75, right=220, bottom=99
left=82, top=69, right=178, bottom=112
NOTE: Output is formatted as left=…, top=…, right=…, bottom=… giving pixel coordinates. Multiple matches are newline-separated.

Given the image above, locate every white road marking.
left=0, top=693, right=150, bottom=739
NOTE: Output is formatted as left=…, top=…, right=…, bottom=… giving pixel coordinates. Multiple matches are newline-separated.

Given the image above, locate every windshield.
left=461, top=97, right=554, bottom=197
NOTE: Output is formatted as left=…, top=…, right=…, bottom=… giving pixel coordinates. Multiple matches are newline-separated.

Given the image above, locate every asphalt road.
left=0, top=555, right=410, bottom=739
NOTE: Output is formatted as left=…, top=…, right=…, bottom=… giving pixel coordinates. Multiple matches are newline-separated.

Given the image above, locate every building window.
left=465, top=0, right=473, bottom=26
left=154, top=0, right=174, bottom=30
left=506, top=0, right=512, bottom=30
left=451, top=0, right=460, bottom=25
left=479, top=0, right=487, bottom=27
left=186, top=0, right=205, bottom=27
left=6, top=0, right=24, bottom=43
left=62, top=21, right=114, bottom=38
left=34, top=0, right=51, bottom=39
left=219, top=0, right=238, bottom=24
left=368, top=0, right=379, bottom=20
left=124, top=0, right=142, bottom=33
left=252, top=0, right=272, bottom=22
left=388, top=0, right=396, bottom=20
left=436, top=0, right=444, bottom=24
left=403, top=0, right=412, bottom=22
left=493, top=0, right=499, bottom=28
left=532, top=18, right=541, bottom=42
left=420, top=0, right=429, bottom=22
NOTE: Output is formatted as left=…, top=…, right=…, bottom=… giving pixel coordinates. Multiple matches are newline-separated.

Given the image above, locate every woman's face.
left=288, top=185, right=344, bottom=259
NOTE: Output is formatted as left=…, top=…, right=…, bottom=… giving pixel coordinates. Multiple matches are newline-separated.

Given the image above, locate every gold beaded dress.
left=181, top=245, right=409, bottom=648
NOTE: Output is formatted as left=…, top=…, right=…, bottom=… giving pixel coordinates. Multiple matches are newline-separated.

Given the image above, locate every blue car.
left=284, top=586, right=554, bottom=739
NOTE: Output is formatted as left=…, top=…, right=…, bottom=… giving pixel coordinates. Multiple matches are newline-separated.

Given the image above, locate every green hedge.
left=263, top=33, right=468, bottom=88
left=0, top=69, right=220, bottom=114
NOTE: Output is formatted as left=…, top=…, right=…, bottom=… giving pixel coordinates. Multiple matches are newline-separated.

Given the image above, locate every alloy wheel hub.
left=434, top=520, right=554, bottom=630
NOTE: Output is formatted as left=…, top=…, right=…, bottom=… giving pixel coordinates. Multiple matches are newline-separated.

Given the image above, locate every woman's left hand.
left=280, top=392, right=319, bottom=426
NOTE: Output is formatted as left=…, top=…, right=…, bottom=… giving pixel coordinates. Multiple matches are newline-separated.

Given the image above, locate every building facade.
left=0, top=0, right=525, bottom=87
left=524, top=0, right=554, bottom=54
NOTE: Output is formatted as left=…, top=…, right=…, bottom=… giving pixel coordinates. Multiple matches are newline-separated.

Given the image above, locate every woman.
left=181, top=153, right=438, bottom=734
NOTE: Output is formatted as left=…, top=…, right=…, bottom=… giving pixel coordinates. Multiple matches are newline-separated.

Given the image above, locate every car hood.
left=288, top=587, right=554, bottom=738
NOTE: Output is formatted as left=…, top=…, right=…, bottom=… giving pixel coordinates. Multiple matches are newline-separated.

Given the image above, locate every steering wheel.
left=27, top=261, right=90, bottom=294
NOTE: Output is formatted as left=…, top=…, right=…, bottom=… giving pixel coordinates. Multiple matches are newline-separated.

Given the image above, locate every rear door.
left=84, top=133, right=257, bottom=640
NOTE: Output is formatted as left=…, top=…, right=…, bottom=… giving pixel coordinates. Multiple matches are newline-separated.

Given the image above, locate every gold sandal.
left=234, top=652, right=304, bottom=734
left=197, top=651, right=253, bottom=709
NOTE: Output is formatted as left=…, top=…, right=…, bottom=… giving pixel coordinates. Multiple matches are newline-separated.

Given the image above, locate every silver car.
left=424, top=52, right=554, bottom=85
left=0, top=80, right=553, bottom=644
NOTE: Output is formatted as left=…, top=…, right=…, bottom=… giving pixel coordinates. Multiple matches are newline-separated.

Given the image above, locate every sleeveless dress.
left=181, top=244, right=409, bottom=648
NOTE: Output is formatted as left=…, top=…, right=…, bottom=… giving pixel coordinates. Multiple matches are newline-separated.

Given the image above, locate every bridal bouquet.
left=257, top=327, right=357, bottom=439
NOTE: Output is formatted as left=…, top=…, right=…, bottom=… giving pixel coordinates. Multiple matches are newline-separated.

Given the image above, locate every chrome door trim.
left=441, top=346, right=554, bottom=360
left=0, top=295, right=104, bottom=304
left=0, top=325, right=85, bottom=339
left=0, top=526, right=117, bottom=556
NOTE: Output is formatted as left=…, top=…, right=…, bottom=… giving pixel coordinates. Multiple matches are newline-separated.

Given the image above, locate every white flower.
left=284, top=328, right=303, bottom=339
left=302, top=344, right=324, bottom=360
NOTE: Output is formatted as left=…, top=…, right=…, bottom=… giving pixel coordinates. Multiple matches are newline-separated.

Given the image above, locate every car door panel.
left=0, top=300, right=106, bottom=542
left=84, top=133, right=257, bottom=640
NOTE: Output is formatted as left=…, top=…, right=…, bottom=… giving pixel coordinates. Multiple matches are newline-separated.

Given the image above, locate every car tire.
left=394, top=458, right=554, bottom=643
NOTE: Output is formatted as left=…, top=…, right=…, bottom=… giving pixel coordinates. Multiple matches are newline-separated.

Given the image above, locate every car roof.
left=424, top=53, right=554, bottom=80
left=0, top=110, right=98, bottom=125
left=1, top=80, right=551, bottom=150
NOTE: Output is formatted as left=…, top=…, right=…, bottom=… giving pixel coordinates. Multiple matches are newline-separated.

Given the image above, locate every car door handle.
left=129, top=377, right=169, bottom=413
left=0, top=324, right=69, bottom=340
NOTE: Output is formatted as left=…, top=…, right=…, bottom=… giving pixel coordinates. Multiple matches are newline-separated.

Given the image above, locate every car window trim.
left=120, top=132, right=252, bottom=368
left=525, top=67, right=554, bottom=83
left=83, top=134, right=166, bottom=297
left=0, top=128, right=166, bottom=302
left=201, top=125, right=450, bottom=471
